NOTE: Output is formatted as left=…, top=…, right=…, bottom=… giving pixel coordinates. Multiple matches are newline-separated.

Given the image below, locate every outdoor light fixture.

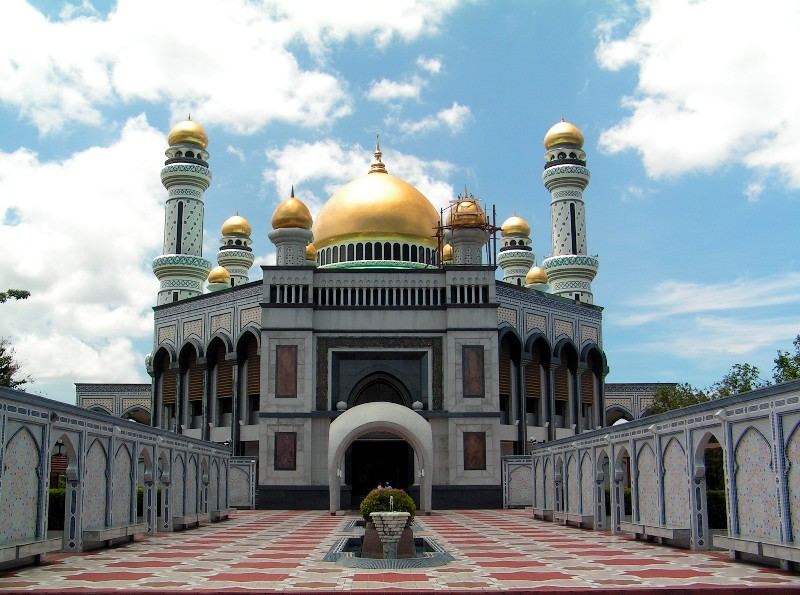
left=54, top=439, right=64, bottom=456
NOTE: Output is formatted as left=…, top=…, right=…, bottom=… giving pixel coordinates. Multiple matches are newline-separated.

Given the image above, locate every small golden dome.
left=313, top=169, right=439, bottom=248
left=449, top=199, right=486, bottom=228
left=272, top=190, right=313, bottom=230
left=221, top=215, right=251, bottom=237
left=305, top=243, right=316, bottom=260
left=526, top=265, right=548, bottom=285
left=208, top=265, right=231, bottom=284
left=442, top=243, right=453, bottom=262
left=544, top=120, right=584, bottom=149
left=501, top=215, right=530, bottom=237
left=168, top=118, right=208, bottom=149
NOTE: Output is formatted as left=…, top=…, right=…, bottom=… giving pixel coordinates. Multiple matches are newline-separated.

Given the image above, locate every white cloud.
left=0, top=0, right=463, bottom=134
left=744, top=181, right=764, bottom=202
left=629, top=316, right=800, bottom=359
left=620, top=184, right=651, bottom=203
left=367, top=77, right=423, bottom=103
left=226, top=145, right=245, bottom=162
left=416, top=56, right=442, bottom=74
left=264, top=139, right=456, bottom=212
left=619, top=272, right=800, bottom=326
left=0, top=115, right=165, bottom=399
left=396, top=102, right=472, bottom=135
left=596, top=0, right=800, bottom=189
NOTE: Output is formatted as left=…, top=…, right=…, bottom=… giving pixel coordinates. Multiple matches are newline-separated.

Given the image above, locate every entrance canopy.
left=328, top=402, right=433, bottom=513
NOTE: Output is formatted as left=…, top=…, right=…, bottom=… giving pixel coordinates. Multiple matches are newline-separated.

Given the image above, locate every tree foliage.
left=0, top=288, right=32, bottom=389
left=0, top=289, right=30, bottom=303
left=647, top=383, right=709, bottom=415
left=774, top=335, right=800, bottom=383
left=710, top=362, right=768, bottom=397
left=0, top=339, right=30, bottom=389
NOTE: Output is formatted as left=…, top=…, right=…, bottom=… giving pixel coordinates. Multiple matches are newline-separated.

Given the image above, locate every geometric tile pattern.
left=2, top=509, right=799, bottom=592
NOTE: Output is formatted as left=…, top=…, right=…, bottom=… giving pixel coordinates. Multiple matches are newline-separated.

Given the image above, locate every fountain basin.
left=370, top=512, right=410, bottom=559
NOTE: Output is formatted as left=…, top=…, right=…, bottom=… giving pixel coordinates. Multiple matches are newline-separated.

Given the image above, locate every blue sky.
left=1, top=0, right=798, bottom=402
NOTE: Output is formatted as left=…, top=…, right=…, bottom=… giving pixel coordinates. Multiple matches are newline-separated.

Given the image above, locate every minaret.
left=218, top=215, right=254, bottom=285
left=540, top=120, right=598, bottom=303
left=497, top=215, right=535, bottom=285
left=269, top=187, right=313, bottom=266
left=152, top=118, right=213, bottom=305
left=448, top=190, right=488, bottom=265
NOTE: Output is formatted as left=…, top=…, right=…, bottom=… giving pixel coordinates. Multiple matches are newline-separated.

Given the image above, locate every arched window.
left=356, top=243, right=364, bottom=260
left=186, top=151, right=195, bottom=158
left=347, top=244, right=355, bottom=261
left=375, top=242, right=382, bottom=260
left=558, top=152, right=566, bottom=159
left=569, top=152, right=576, bottom=159
left=393, top=243, right=400, bottom=260
left=175, top=151, right=183, bottom=157
left=411, top=245, right=418, bottom=262
left=402, top=244, right=410, bottom=261
left=175, top=202, right=183, bottom=253
left=235, top=239, right=241, bottom=245
left=365, top=243, right=372, bottom=260
left=332, top=246, right=339, bottom=263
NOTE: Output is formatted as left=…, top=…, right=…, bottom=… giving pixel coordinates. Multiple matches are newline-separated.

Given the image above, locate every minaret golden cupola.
left=269, top=186, right=314, bottom=266
left=167, top=117, right=209, bottom=149
left=272, top=186, right=313, bottom=230
left=217, top=214, right=254, bottom=287
left=497, top=214, right=535, bottom=285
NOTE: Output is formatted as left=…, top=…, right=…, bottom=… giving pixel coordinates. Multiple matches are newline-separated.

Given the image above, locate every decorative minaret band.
left=269, top=186, right=314, bottom=266
left=497, top=215, right=535, bottom=286
left=540, top=120, right=598, bottom=303
left=217, top=215, right=254, bottom=285
left=152, top=118, right=213, bottom=305
left=448, top=190, right=488, bottom=265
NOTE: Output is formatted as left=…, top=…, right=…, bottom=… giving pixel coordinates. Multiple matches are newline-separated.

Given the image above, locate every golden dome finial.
left=221, top=214, right=252, bottom=237
left=544, top=119, right=584, bottom=150
left=501, top=215, right=530, bottom=237
left=168, top=117, right=208, bottom=149
left=526, top=265, right=547, bottom=286
left=208, top=265, right=231, bottom=284
left=369, top=135, right=387, bottom=174
left=272, top=188, right=313, bottom=230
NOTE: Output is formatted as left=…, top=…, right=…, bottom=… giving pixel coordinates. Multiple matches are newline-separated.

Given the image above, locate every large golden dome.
left=313, top=162, right=439, bottom=248
left=501, top=215, right=530, bottom=237
left=221, top=215, right=251, bottom=237
left=168, top=118, right=208, bottom=148
left=544, top=120, right=584, bottom=149
left=272, top=191, right=313, bottom=230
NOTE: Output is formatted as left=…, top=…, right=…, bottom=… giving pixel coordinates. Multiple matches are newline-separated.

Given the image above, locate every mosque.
left=78, top=118, right=608, bottom=510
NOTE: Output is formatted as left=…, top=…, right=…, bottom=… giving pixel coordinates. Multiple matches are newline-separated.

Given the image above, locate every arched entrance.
left=328, top=402, right=433, bottom=514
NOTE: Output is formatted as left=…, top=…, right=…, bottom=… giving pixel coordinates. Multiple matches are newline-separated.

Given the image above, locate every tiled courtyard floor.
left=1, top=509, right=799, bottom=593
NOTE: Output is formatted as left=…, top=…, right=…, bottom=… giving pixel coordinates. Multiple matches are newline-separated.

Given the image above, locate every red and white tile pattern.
left=1, top=509, right=799, bottom=592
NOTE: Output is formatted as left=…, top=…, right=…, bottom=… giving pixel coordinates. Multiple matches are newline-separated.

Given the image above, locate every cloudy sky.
left=1, top=0, right=799, bottom=402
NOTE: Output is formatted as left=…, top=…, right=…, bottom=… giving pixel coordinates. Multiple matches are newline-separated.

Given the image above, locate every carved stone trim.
left=316, top=336, right=443, bottom=411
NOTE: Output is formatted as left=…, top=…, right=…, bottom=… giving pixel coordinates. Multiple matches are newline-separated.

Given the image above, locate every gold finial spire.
left=369, top=134, right=387, bottom=174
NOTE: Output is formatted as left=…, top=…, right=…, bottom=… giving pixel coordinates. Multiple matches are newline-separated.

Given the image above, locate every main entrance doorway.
left=347, top=433, right=414, bottom=505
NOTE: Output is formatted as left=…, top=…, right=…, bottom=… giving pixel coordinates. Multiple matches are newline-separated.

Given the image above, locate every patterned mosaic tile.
left=2, top=508, right=800, bottom=592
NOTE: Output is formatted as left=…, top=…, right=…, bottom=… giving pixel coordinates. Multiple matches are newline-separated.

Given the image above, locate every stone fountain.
left=369, top=511, right=410, bottom=559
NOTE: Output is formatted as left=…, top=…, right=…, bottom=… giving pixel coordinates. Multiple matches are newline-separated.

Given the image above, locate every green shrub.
left=48, top=488, right=65, bottom=531
left=706, top=489, right=728, bottom=529
left=604, top=487, right=632, bottom=516
left=359, top=488, right=416, bottom=521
